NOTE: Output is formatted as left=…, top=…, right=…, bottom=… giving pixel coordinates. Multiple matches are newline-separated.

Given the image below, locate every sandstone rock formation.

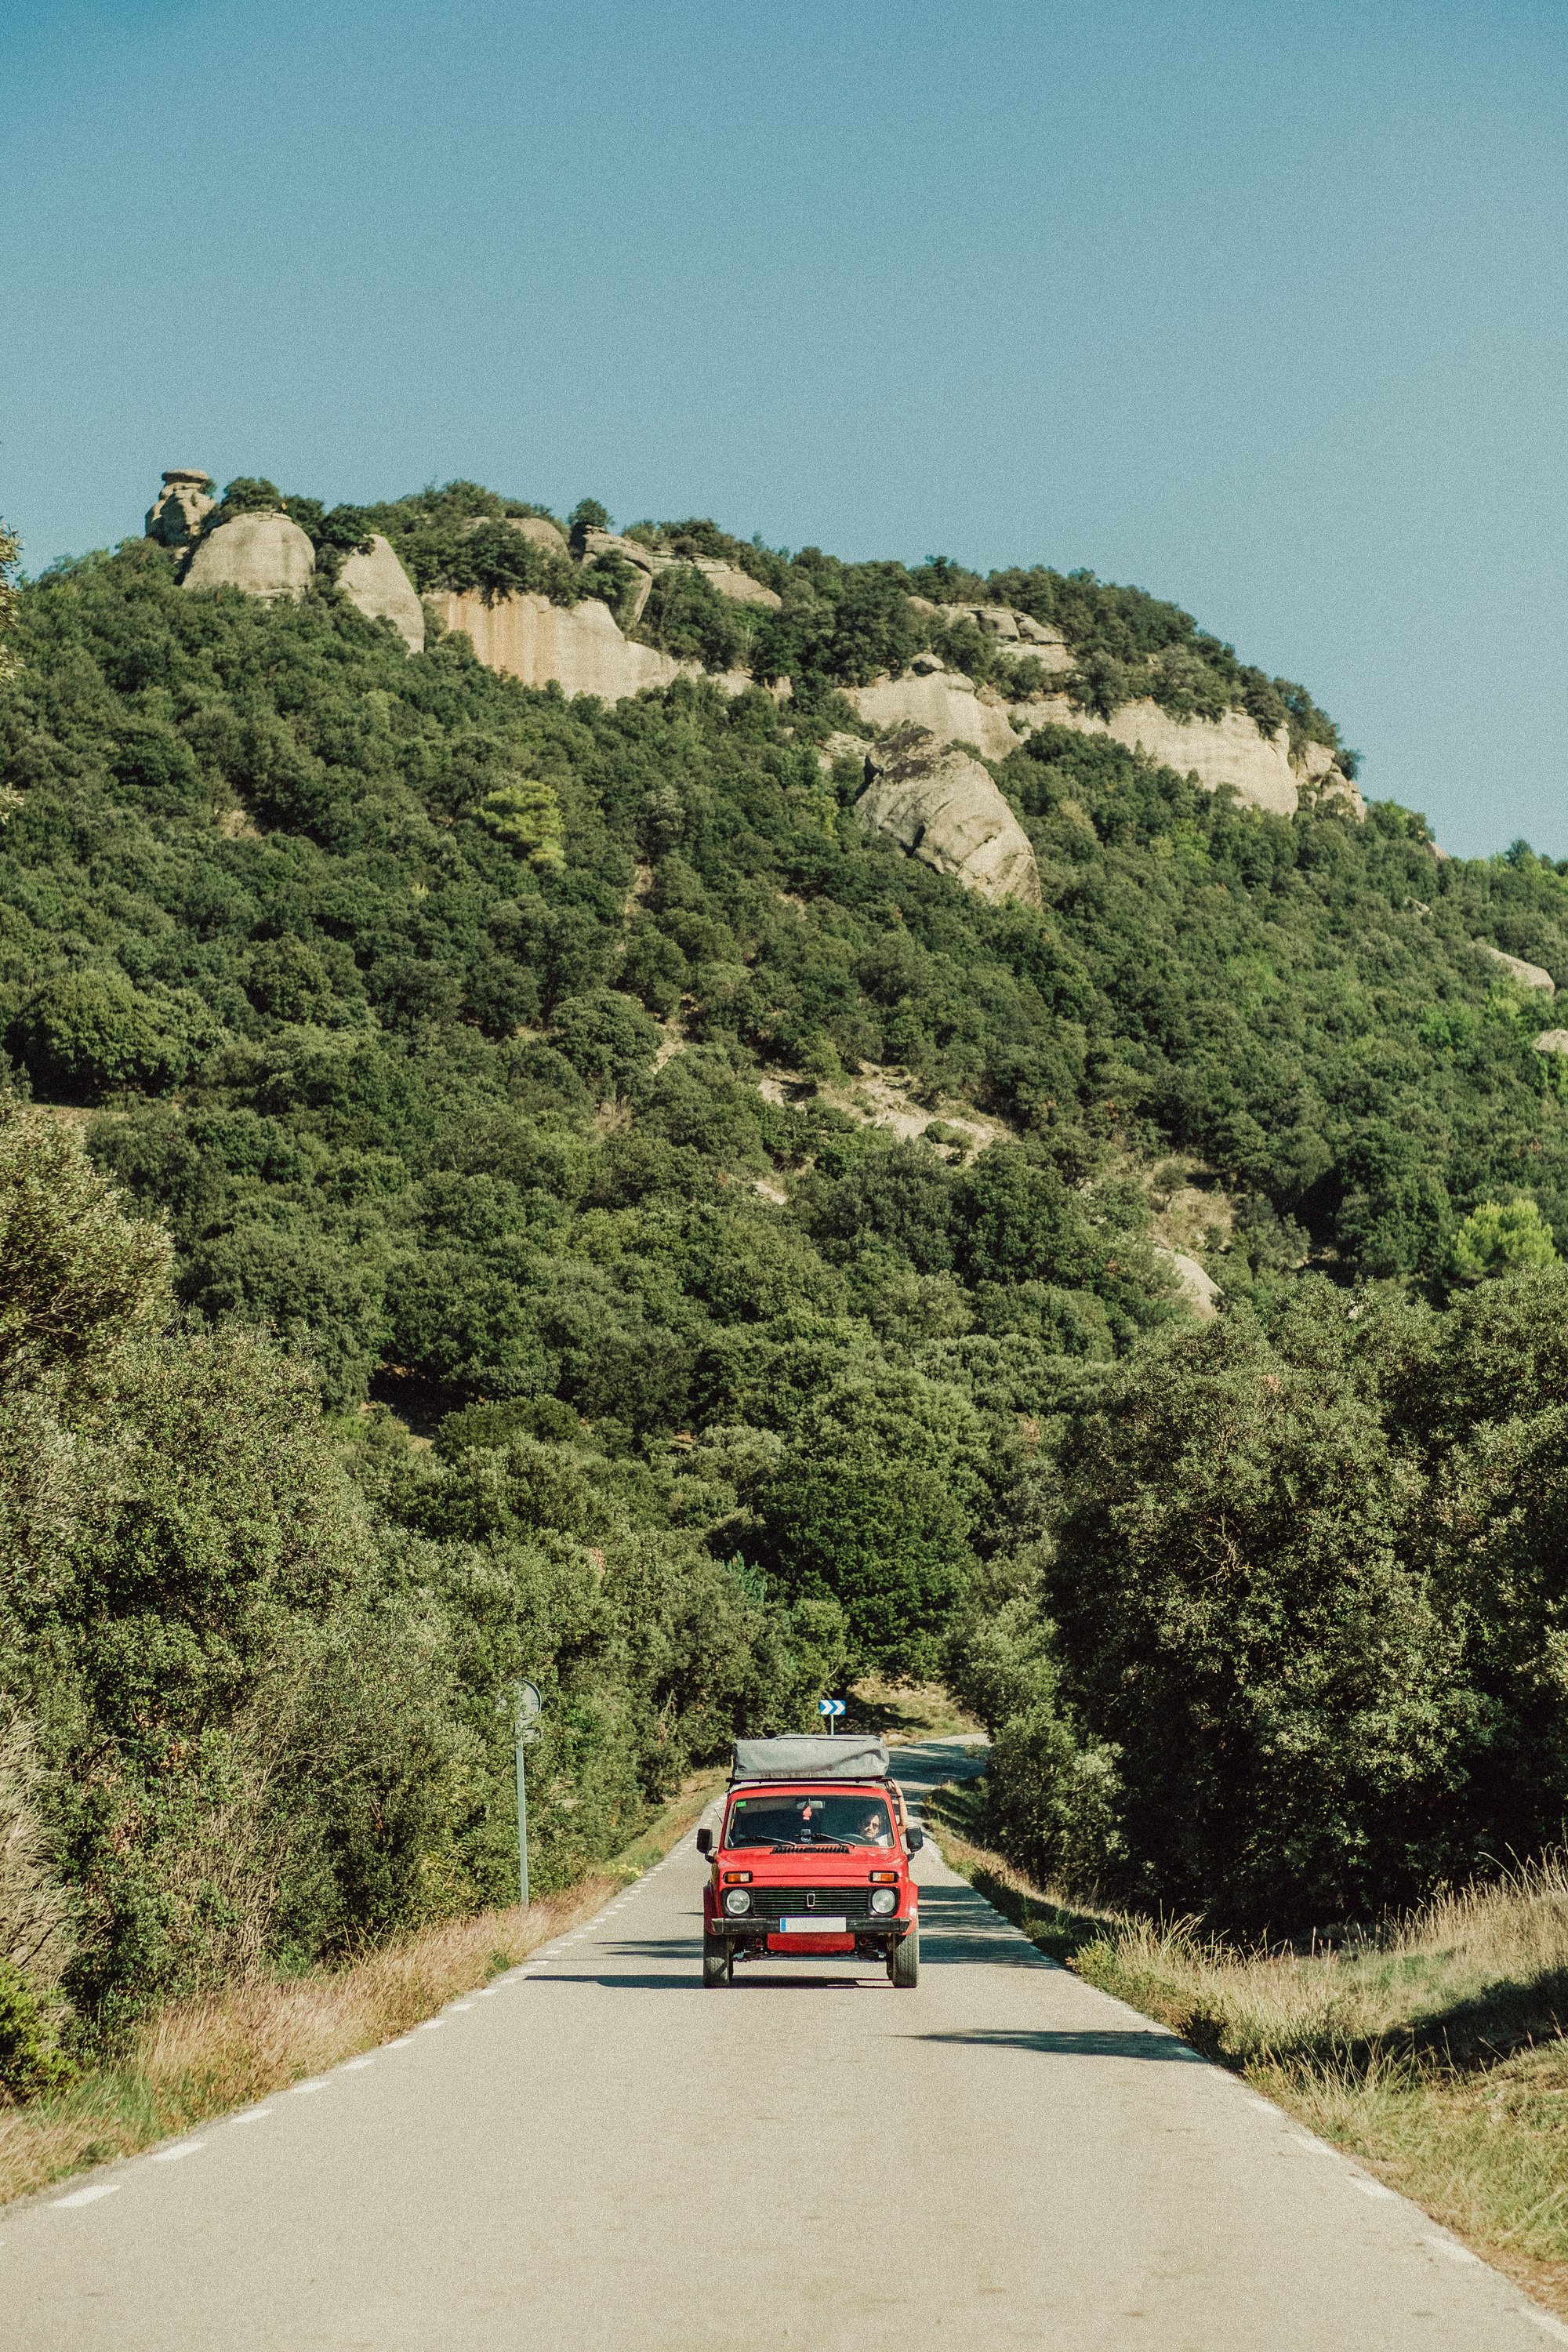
left=848, top=670, right=1021, bottom=763
left=338, top=535, right=425, bottom=652
left=1014, top=695, right=1303, bottom=817
left=579, top=529, right=659, bottom=622
left=506, top=514, right=569, bottom=556
left=1157, top=1246, right=1220, bottom=1319
left=578, top=529, right=782, bottom=619
left=1477, top=943, right=1555, bottom=993
left=437, top=590, right=688, bottom=698
left=856, top=727, right=1041, bottom=909
left=183, top=511, right=316, bottom=601
left=145, top=470, right=215, bottom=551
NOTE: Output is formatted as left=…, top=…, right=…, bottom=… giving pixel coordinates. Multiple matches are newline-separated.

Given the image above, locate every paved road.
left=5, top=1737, right=1565, bottom=2350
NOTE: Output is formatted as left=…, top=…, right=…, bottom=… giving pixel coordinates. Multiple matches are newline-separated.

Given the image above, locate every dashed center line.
left=53, top=2184, right=118, bottom=2208
left=152, top=2140, right=206, bottom=2164
left=289, top=2081, right=330, bottom=2096
left=341, top=2057, right=374, bottom=2071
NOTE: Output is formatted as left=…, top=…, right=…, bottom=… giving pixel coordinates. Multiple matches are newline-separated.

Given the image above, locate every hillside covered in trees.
left=5, top=494, right=1568, bottom=2085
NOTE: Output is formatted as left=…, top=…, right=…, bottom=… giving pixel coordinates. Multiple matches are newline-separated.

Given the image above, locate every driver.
left=860, top=1807, right=891, bottom=1846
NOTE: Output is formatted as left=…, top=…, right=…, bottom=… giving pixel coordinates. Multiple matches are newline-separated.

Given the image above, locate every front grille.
left=747, top=1886, right=878, bottom=1923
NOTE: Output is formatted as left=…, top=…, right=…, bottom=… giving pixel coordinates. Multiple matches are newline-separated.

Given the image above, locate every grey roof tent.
left=730, top=1736, right=889, bottom=1782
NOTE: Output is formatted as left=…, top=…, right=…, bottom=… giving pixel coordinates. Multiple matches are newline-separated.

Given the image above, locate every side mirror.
left=695, top=1826, right=713, bottom=1857
left=906, top=1826, right=924, bottom=1853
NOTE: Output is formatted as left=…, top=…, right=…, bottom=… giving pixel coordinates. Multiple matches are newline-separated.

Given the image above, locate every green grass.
left=927, top=1780, right=1568, bottom=2318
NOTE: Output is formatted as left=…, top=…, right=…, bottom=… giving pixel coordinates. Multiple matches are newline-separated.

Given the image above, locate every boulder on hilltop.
left=856, top=726, right=1041, bottom=909
left=145, top=469, right=214, bottom=552
left=183, top=511, right=316, bottom=601
left=338, top=534, right=425, bottom=652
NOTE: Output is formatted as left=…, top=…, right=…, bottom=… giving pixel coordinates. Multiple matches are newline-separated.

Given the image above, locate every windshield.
left=724, top=1793, right=895, bottom=1849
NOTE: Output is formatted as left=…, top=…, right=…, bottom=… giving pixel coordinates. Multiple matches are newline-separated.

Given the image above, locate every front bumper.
left=707, top=1914, right=913, bottom=1944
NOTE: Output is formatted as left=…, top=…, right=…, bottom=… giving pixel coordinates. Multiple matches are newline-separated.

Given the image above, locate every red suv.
left=699, top=1737, right=921, bottom=1987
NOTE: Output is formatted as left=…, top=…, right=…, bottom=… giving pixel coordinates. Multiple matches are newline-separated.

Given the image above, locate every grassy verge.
left=927, top=1782, right=1568, bottom=2319
left=0, top=1772, right=719, bottom=2208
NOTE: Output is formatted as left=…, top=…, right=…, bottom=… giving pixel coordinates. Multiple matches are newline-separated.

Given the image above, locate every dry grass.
left=0, top=1774, right=717, bottom=2208
left=928, top=1793, right=1568, bottom=2317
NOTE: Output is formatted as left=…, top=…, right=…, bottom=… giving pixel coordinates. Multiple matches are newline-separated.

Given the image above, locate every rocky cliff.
left=856, top=727, right=1042, bottom=909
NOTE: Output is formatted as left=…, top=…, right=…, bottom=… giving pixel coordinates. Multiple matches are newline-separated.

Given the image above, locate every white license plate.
left=780, top=1916, right=846, bottom=1933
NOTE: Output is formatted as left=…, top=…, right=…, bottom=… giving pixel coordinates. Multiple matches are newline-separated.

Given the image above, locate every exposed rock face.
left=1014, top=695, right=1302, bottom=817
left=506, top=514, right=569, bottom=556
left=579, top=529, right=659, bottom=622
left=146, top=469, right=215, bottom=551
left=1157, top=1246, right=1220, bottom=1319
left=848, top=670, right=1020, bottom=763
left=338, top=535, right=425, bottom=652
left=578, top=529, right=782, bottom=617
left=1534, top=1029, right=1568, bottom=1055
left=856, top=727, right=1041, bottom=909
left=1478, top=943, right=1555, bottom=993
left=183, top=512, right=316, bottom=601
left=437, top=590, right=688, bottom=698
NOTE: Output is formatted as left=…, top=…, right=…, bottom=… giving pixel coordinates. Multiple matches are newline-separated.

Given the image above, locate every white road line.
left=289, top=2081, right=329, bottom=2096
left=386, top=2035, right=415, bottom=2047
left=1288, top=2134, right=1337, bottom=2158
left=419, top=2019, right=445, bottom=2031
left=1527, top=2313, right=1568, bottom=2343
left=449, top=2000, right=474, bottom=2011
left=1351, top=2178, right=1397, bottom=2200
left=232, top=2107, right=274, bottom=2124
left=53, top=2184, right=119, bottom=2208
left=1421, top=2234, right=1479, bottom=2265
left=151, top=2140, right=206, bottom=2164
left=340, top=2057, right=374, bottom=2071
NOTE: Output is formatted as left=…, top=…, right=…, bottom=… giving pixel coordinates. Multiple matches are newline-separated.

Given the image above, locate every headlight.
left=870, top=1886, right=898, bottom=1915
left=724, top=1888, right=752, bottom=1915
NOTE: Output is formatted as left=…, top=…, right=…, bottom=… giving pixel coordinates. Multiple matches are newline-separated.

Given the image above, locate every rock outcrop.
left=579, top=529, right=782, bottom=617
left=1534, top=1029, right=1568, bottom=1055
left=1478, top=943, right=1555, bottom=993
left=1014, top=695, right=1303, bottom=816
left=145, top=469, right=215, bottom=551
left=339, top=535, right=425, bottom=652
left=1157, top=1246, right=1220, bottom=1319
left=848, top=670, right=1020, bottom=763
left=437, top=590, right=688, bottom=698
left=183, top=511, right=316, bottom=601
left=856, top=727, right=1041, bottom=909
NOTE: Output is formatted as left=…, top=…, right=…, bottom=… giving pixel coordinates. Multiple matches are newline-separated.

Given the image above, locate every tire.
left=889, top=1923, right=920, bottom=1989
left=702, top=1935, right=732, bottom=1987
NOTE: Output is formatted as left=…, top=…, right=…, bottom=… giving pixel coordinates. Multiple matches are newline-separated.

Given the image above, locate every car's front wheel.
left=702, top=1934, right=733, bottom=1987
left=889, top=1923, right=920, bottom=1989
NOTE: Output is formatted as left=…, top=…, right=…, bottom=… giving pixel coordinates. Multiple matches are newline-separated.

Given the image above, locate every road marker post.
left=508, top=1680, right=543, bottom=1904
left=819, top=1697, right=846, bottom=1737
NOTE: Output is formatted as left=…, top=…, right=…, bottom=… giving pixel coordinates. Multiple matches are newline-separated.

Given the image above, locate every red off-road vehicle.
left=698, top=1737, right=922, bottom=1988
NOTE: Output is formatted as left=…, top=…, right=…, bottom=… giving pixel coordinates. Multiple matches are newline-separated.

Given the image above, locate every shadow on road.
left=909, top=2026, right=1208, bottom=2062
left=917, top=1884, right=1058, bottom=1969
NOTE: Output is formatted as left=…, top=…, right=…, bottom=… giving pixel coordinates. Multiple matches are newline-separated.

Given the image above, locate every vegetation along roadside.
left=0, top=1772, right=717, bottom=2208
left=929, top=1784, right=1568, bottom=2321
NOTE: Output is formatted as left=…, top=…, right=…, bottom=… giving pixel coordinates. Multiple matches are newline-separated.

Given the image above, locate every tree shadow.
left=909, top=2027, right=1209, bottom=2061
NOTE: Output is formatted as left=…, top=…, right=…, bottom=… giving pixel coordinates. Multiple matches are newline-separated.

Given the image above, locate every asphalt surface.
left=6, top=1735, right=1566, bottom=2350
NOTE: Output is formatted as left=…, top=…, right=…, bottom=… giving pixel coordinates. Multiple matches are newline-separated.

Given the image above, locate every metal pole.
left=514, top=1722, right=530, bottom=1906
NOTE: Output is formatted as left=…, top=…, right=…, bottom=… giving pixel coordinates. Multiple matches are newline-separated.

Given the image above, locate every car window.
left=724, top=1794, right=895, bottom=1847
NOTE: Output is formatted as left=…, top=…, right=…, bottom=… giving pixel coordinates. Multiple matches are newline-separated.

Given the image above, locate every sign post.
left=510, top=1681, right=543, bottom=1904
left=819, top=1697, right=846, bottom=1737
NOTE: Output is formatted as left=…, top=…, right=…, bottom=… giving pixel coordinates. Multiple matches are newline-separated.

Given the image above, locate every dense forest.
left=4, top=489, right=1568, bottom=2091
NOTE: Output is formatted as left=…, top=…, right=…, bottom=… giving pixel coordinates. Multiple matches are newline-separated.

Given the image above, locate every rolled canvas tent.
left=730, top=1737, right=889, bottom=1781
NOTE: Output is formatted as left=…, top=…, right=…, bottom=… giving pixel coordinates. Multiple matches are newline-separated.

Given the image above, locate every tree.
left=1446, top=1196, right=1557, bottom=1284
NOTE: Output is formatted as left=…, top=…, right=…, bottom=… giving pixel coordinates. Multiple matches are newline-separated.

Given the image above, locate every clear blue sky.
left=4, top=0, right=1566, bottom=857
